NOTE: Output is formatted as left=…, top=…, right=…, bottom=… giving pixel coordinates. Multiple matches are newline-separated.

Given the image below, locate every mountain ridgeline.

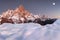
left=0, top=5, right=57, bottom=25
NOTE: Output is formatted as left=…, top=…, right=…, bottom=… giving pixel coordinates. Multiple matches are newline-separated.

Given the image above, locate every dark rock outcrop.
left=33, top=18, right=57, bottom=25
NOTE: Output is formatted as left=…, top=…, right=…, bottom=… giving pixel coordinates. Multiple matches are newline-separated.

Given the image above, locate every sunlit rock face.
left=0, top=5, right=35, bottom=24
left=0, top=5, right=57, bottom=25
left=2, top=9, right=14, bottom=19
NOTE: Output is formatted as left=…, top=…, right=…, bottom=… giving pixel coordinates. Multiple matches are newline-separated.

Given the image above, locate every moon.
left=52, top=3, right=55, bottom=5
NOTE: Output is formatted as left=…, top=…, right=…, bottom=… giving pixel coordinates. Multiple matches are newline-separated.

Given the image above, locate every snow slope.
left=0, top=19, right=60, bottom=40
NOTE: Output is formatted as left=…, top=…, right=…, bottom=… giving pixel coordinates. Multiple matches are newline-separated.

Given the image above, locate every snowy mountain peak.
left=0, top=5, right=36, bottom=24
left=0, top=5, right=57, bottom=25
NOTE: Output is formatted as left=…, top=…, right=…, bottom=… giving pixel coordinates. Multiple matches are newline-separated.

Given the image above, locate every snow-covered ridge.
left=0, top=5, right=40, bottom=24
left=0, top=5, right=57, bottom=25
left=0, top=19, right=60, bottom=40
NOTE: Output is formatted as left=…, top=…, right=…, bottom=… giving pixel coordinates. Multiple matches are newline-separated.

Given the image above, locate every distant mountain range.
left=0, top=5, right=57, bottom=25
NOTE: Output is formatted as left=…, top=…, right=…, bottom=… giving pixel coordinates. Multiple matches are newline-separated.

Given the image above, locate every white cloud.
left=0, top=20, right=60, bottom=40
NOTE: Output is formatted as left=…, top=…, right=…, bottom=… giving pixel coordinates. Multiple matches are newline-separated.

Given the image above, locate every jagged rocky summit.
left=0, top=5, right=57, bottom=25
left=0, top=5, right=40, bottom=24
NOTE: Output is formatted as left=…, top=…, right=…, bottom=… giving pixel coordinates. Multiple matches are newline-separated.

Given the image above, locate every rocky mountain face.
left=0, top=5, right=57, bottom=25
left=0, top=5, right=40, bottom=24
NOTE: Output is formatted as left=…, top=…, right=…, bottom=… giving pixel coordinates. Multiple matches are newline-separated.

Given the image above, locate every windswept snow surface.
left=0, top=19, right=60, bottom=40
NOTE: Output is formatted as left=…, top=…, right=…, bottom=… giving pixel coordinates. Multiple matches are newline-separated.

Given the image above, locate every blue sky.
left=0, top=0, right=60, bottom=18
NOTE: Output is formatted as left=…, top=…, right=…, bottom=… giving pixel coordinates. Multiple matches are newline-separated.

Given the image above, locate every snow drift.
left=0, top=19, right=60, bottom=40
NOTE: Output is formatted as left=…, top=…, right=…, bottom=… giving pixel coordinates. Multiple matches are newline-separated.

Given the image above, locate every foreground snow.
left=0, top=19, right=60, bottom=40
